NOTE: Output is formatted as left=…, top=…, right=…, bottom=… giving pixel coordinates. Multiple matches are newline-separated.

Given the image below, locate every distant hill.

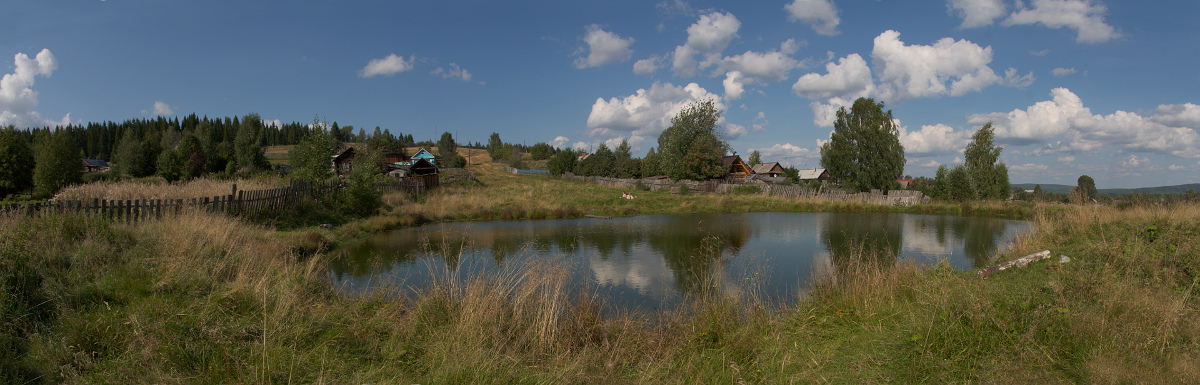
left=1013, top=183, right=1200, bottom=195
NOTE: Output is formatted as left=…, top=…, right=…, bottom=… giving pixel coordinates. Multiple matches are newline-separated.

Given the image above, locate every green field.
left=4, top=165, right=1197, bottom=383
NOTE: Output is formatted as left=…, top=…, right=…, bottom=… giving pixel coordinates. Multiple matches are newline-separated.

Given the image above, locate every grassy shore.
left=3, top=167, right=1197, bottom=383
left=312, top=163, right=1039, bottom=249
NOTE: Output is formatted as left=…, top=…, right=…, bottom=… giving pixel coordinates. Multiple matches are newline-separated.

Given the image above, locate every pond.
left=329, top=212, right=1032, bottom=310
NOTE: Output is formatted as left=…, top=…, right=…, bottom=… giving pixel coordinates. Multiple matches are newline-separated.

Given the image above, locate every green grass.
left=3, top=166, right=1198, bottom=383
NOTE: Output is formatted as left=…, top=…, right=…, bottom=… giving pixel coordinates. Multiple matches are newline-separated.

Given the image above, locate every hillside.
left=1013, top=183, right=1200, bottom=195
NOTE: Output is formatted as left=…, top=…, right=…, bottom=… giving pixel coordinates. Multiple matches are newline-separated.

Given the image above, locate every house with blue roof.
left=409, top=148, right=436, bottom=166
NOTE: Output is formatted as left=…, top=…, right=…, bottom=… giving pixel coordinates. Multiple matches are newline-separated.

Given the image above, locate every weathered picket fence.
left=1, top=178, right=434, bottom=223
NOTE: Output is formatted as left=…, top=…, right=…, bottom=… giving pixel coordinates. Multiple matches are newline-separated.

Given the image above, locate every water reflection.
left=329, top=213, right=1030, bottom=309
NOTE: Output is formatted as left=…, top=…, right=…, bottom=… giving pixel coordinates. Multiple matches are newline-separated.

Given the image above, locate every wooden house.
left=410, top=148, right=436, bottom=165
left=797, top=168, right=830, bottom=183
left=387, top=158, right=438, bottom=177
left=722, top=155, right=755, bottom=183
left=332, top=147, right=355, bottom=175
left=384, top=152, right=408, bottom=165
left=751, top=162, right=785, bottom=177
left=82, top=159, right=110, bottom=173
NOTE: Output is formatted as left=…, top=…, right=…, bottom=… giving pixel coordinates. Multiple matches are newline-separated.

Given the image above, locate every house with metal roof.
left=796, top=168, right=830, bottom=183
left=751, top=162, right=785, bottom=177
left=82, top=159, right=110, bottom=173
left=409, top=148, right=436, bottom=166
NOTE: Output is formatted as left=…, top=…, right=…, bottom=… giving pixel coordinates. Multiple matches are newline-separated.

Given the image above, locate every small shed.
left=332, top=147, right=355, bottom=175
left=751, top=162, right=785, bottom=177
left=797, top=168, right=831, bottom=183
left=722, top=155, right=755, bottom=184
left=82, top=159, right=110, bottom=173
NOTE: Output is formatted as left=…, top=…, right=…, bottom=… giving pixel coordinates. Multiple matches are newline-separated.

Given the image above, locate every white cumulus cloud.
left=871, top=30, right=1003, bottom=102
left=715, top=39, right=803, bottom=100
left=1151, top=103, right=1200, bottom=128
left=784, top=0, right=841, bottom=36
left=899, top=123, right=972, bottom=156
left=147, top=101, right=174, bottom=116
left=671, top=11, right=741, bottom=77
left=431, top=63, right=473, bottom=81
left=1169, top=164, right=1186, bottom=171
left=1003, top=0, right=1120, bottom=43
left=586, top=82, right=723, bottom=150
left=722, top=71, right=747, bottom=100
left=575, top=25, right=635, bottom=69
left=360, top=54, right=414, bottom=77
left=1121, top=154, right=1148, bottom=167
left=0, top=48, right=69, bottom=128
left=724, top=123, right=748, bottom=139
left=633, top=55, right=663, bottom=75
left=969, top=87, right=1200, bottom=158
left=948, top=0, right=1006, bottom=28
left=717, top=46, right=800, bottom=82
left=792, top=53, right=874, bottom=127
left=792, top=53, right=873, bottom=100
left=753, top=143, right=819, bottom=166
left=549, top=136, right=571, bottom=149
left=1057, top=155, right=1075, bottom=162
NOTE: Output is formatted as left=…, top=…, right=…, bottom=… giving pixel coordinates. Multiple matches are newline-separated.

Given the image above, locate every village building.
left=331, top=147, right=355, bottom=175
left=797, top=168, right=831, bottom=183
left=409, top=148, right=436, bottom=166
left=751, top=162, right=785, bottom=178
left=82, top=159, right=110, bottom=173
left=722, top=155, right=755, bottom=184
left=384, top=152, right=408, bottom=165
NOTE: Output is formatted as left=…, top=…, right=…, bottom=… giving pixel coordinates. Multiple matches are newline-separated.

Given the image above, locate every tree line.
left=0, top=114, right=418, bottom=200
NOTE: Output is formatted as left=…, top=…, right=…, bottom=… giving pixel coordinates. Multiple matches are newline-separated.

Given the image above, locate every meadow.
left=3, top=164, right=1197, bottom=383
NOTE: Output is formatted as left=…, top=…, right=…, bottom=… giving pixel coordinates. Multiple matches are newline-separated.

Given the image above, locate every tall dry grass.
left=53, top=177, right=287, bottom=201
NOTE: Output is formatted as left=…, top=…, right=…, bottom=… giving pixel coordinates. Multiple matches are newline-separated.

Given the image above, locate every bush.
left=445, top=155, right=467, bottom=168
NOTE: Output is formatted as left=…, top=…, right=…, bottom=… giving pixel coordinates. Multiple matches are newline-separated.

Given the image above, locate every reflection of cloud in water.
left=900, top=219, right=955, bottom=260
left=588, top=248, right=673, bottom=298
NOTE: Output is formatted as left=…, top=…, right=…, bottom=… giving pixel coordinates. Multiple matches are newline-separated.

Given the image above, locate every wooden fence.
left=1, top=177, right=436, bottom=223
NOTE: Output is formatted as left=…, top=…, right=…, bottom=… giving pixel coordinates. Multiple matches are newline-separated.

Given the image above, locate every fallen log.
left=583, top=214, right=612, bottom=219
left=977, top=250, right=1052, bottom=279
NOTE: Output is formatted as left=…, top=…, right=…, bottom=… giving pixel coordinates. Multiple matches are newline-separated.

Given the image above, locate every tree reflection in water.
left=328, top=213, right=1030, bottom=307
left=820, top=213, right=903, bottom=283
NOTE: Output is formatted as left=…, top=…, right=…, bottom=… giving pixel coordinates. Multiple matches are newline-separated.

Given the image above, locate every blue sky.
left=3, top=0, right=1199, bottom=188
